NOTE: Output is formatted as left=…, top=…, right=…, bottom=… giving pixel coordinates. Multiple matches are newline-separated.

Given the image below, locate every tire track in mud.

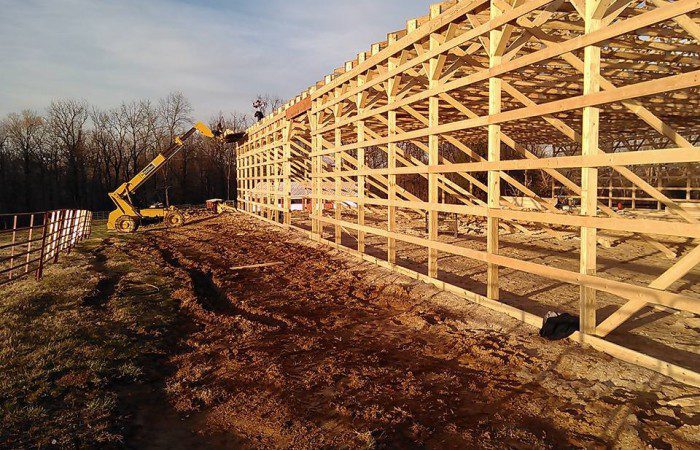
left=136, top=214, right=699, bottom=450
left=83, top=239, right=123, bottom=307
left=141, top=220, right=578, bottom=448
left=153, top=244, right=288, bottom=330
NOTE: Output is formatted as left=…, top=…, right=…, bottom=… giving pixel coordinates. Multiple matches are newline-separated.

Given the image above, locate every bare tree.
left=5, top=110, right=46, bottom=210
left=253, top=94, right=284, bottom=117
left=208, top=111, right=250, bottom=201
left=0, top=92, right=249, bottom=214
left=158, top=92, right=193, bottom=195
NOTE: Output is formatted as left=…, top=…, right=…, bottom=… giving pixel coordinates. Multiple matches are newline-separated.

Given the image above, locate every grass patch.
left=0, top=223, right=183, bottom=448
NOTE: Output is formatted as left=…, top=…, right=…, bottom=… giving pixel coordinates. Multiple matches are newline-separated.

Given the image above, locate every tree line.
left=0, top=92, right=282, bottom=214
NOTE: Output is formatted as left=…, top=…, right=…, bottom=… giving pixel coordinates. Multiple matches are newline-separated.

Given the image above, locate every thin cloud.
left=0, top=0, right=430, bottom=118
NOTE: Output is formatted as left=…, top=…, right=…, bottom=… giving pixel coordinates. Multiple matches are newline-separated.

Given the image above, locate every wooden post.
left=54, top=210, right=66, bottom=263
left=580, top=0, right=603, bottom=334
left=310, top=103, right=320, bottom=236
left=239, top=147, right=244, bottom=211
left=36, top=212, right=49, bottom=281
left=239, top=150, right=244, bottom=210
left=246, top=153, right=255, bottom=214
left=334, top=103, right=343, bottom=244
left=272, top=137, right=278, bottom=222
left=265, top=133, right=271, bottom=220
left=427, top=5, right=441, bottom=279
left=284, top=120, right=292, bottom=226
left=387, top=35, right=398, bottom=265
left=487, top=0, right=503, bottom=300
left=9, top=215, right=17, bottom=280
left=657, top=169, right=663, bottom=211
left=357, top=68, right=367, bottom=254
left=25, top=214, right=34, bottom=274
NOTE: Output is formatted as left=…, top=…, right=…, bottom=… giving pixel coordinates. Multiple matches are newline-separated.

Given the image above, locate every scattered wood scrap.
left=230, top=262, right=283, bottom=271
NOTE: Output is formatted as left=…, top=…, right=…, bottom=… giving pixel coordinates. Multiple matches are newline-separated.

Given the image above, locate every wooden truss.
left=236, top=0, right=700, bottom=386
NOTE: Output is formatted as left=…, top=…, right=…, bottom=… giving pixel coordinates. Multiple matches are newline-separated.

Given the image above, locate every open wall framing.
left=236, top=0, right=700, bottom=386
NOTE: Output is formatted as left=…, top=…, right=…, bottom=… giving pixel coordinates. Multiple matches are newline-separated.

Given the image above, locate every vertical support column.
left=266, top=131, right=272, bottom=220
left=283, top=119, right=292, bottom=226
left=261, top=137, right=266, bottom=217
left=310, top=99, right=321, bottom=237
left=356, top=68, right=367, bottom=255
left=236, top=145, right=242, bottom=210
left=657, top=170, right=663, bottom=211
left=334, top=101, right=343, bottom=244
left=254, top=143, right=259, bottom=215
left=261, top=136, right=266, bottom=217
left=240, top=148, right=245, bottom=211
left=581, top=0, right=603, bottom=334
left=276, top=131, right=282, bottom=222
left=387, top=36, right=399, bottom=266
left=551, top=179, right=556, bottom=201
left=248, top=151, right=253, bottom=213
left=427, top=7, right=441, bottom=279
left=487, top=0, right=503, bottom=300
left=245, top=152, right=250, bottom=212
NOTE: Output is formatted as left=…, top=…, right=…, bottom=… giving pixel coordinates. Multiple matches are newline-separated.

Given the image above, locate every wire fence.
left=0, top=210, right=93, bottom=287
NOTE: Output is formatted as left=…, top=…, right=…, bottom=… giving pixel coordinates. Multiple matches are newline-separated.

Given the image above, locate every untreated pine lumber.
left=487, top=0, right=503, bottom=301
left=580, top=0, right=603, bottom=335
left=230, top=262, right=284, bottom=271
left=234, top=0, right=700, bottom=388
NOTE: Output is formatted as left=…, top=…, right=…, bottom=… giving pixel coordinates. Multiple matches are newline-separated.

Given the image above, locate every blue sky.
left=1, top=0, right=431, bottom=119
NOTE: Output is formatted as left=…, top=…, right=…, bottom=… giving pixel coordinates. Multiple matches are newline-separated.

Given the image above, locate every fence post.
left=54, top=210, right=66, bottom=263
left=77, top=211, right=84, bottom=242
left=9, top=215, right=17, bottom=280
left=67, top=210, right=77, bottom=253
left=82, top=211, right=88, bottom=240
left=36, top=212, right=49, bottom=281
left=48, top=211, right=56, bottom=261
left=25, top=214, right=34, bottom=274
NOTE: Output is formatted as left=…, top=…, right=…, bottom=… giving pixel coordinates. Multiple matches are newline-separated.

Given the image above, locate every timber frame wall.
left=236, top=0, right=700, bottom=386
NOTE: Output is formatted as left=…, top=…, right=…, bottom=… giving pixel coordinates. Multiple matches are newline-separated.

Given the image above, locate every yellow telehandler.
left=107, top=122, right=243, bottom=233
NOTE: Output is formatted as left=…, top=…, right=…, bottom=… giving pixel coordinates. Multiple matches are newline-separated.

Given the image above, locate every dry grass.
left=0, top=223, right=182, bottom=448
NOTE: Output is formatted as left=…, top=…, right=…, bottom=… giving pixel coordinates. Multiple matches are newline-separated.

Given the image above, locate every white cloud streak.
left=0, top=0, right=430, bottom=119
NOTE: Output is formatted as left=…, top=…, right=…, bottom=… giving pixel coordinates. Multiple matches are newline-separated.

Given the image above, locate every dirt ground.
left=299, top=208, right=700, bottom=370
left=2, top=212, right=699, bottom=449
left=143, top=212, right=699, bottom=449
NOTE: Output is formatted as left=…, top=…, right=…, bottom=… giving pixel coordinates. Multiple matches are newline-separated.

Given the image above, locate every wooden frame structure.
left=236, top=0, right=700, bottom=386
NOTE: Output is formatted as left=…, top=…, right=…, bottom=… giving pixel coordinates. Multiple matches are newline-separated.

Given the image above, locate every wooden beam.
left=388, top=34, right=399, bottom=265
left=581, top=0, right=603, bottom=334
left=487, top=0, right=505, bottom=300
left=428, top=5, right=441, bottom=279
left=357, top=73, right=367, bottom=255
left=597, top=244, right=700, bottom=337
left=333, top=103, right=343, bottom=244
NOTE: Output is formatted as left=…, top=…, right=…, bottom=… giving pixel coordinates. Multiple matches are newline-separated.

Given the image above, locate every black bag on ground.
left=539, top=312, right=580, bottom=341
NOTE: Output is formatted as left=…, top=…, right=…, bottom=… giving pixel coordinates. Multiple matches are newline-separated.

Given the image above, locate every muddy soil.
left=295, top=209, right=700, bottom=370
left=135, top=213, right=699, bottom=449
